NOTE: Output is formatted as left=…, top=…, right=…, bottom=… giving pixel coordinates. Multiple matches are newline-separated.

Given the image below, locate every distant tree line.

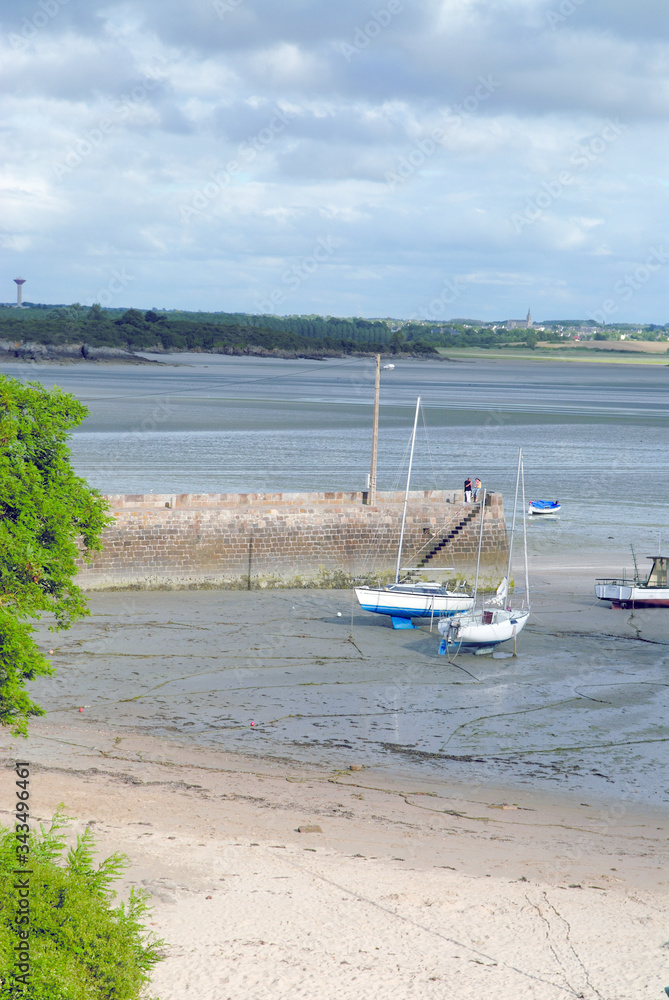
left=4, top=303, right=665, bottom=355
left=0, top=305, right=437, bottom=356
left=399, top=322, right=562, bottom=350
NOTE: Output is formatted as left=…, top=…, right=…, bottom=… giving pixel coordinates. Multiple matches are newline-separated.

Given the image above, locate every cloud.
left=0, top=0, right=668, bottom=321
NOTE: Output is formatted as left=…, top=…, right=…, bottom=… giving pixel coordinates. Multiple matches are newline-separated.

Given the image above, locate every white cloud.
left=0, top=0, right=668, bottom=320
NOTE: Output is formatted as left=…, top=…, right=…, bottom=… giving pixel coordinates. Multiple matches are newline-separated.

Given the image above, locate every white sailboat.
left=438, top=449, right=531, bottom=652
left=355, top=397, right=474, bottom=629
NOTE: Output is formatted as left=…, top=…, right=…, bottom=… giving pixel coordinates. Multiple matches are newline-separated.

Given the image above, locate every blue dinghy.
left=528, top=499, right=561, bottom=514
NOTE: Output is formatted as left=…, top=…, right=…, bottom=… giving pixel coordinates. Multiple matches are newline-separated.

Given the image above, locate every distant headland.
left=0, top=302, right=667, bottom=363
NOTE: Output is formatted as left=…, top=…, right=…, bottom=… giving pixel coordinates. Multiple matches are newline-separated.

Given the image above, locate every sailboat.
left=438, top=449, right=531, bottom=652
left=354, top=397, right=475, bottom=629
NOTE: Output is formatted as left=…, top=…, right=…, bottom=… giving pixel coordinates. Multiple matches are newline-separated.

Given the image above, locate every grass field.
left=437, top=344, right=669, bottom=364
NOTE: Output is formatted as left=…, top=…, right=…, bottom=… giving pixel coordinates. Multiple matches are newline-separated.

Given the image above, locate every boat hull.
left=354, top=587, right=474, bottom=621
left=595, top=583, right=669, bottom=608
left=438, top=609, right=530, bottom=648
left=529, top=501, right=561, bottom=515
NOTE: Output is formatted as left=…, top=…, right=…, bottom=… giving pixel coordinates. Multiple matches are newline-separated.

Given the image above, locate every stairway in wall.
left=414, top=504, right=481, bottom=568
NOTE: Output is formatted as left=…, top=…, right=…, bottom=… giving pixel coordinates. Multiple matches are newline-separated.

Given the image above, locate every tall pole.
left=473, top=488, right=487, bottom=606
left=395, top=396, right=421, bottom=583
left=367, top=353, right=381, bottom=505
left=505, top=447, right=522, bottom=588
left=520, top=452, right=530, bottom=608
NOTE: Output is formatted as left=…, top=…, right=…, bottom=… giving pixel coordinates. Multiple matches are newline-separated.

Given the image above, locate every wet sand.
left=0, top=571, right=666, bottom=998
left=23, top=567, right=669, bottom=808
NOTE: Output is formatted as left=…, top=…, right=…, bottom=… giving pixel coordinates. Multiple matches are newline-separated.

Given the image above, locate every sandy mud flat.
left=0, top=570, right=666, bottom=998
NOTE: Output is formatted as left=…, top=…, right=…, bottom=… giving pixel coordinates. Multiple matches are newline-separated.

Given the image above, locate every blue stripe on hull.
left=447, top=640, right=502, bottom=648
left=357, top=605, right=464, bottom=619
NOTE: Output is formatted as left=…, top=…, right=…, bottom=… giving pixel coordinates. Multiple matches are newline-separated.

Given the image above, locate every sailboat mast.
left=520, top=451, right=530, bottom=607
left=506, top=447, right=522, bottom=587
left=367, top=353, right=381, bottom=505
left=395, top=397, right=421, bottom=583
left=472, top=487, right=487, bottom=605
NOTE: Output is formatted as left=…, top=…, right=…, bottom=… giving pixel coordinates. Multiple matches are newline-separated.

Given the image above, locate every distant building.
left=505, top=308, right=533, bottom=331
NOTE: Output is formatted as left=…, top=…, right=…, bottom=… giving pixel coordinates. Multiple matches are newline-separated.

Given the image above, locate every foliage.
left=0, top=377, right=111, bottom=735
left=1, top=305, right=667, bottom=353
left=0, top=811, right=163, bottom=999
left=409, top=322, right=562, bottom=350
left=0, top=306, right=437, bottom=357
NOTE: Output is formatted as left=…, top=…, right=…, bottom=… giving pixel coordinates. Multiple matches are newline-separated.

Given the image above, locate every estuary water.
left=3, top=352, right=668, bottom=565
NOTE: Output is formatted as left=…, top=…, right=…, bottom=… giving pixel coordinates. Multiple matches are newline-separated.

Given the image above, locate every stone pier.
left=77, top=490, right=509, bottom=590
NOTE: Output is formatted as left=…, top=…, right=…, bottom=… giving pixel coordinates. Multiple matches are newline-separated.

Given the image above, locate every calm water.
left=3, top=353, right=667, bottom=561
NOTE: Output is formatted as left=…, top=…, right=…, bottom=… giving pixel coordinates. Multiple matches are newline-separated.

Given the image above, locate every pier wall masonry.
left=76, top=490, right=509, bottom=590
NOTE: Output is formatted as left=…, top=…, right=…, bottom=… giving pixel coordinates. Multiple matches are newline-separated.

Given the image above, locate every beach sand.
left=1, top=568, right=667, bottom=999
left=1, top=726, right=666, bottom=1000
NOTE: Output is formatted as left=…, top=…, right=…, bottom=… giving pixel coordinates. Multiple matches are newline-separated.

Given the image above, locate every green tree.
left=115, top=309, right=145, bottom=328
left=390, top=330, right=405, bottom=353
left=0, top=810, right=163, bottom=998
left=0, top=377, right=111, bottom=736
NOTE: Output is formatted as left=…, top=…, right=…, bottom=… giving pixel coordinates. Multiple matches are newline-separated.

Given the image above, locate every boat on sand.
left=354, top=397, right=474, bottom=629
left=595, top=555, right=669, bottom=608
left=438, top=450, right=531, bottom=653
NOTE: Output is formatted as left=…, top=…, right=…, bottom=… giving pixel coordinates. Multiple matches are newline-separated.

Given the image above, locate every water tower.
left=14, top=278, right=26, bottom=307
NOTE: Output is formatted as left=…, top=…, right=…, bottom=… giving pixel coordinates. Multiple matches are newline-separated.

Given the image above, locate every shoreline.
left=5, top=719, right=666, bottom=880
left=1, top=347, right=668, bottom=367
left=1, top=723, right=666, bottom=999
left=3, top=567, right=668, bottom=998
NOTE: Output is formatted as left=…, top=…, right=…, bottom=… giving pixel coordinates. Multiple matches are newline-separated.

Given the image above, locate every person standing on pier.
left=464, top=477, right=472, bottom=503
left=474, top=477, right=482, bottom=502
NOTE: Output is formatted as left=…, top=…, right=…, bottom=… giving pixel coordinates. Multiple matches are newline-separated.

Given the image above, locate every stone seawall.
left=77, top=490, right=509, bottom=590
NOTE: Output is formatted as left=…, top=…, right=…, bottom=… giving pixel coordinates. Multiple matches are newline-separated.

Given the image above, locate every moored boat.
left=528, top=499, right=561, bottom=514
left=595, top=555, right=669, bottom=608
left=354, top=396, right=474, bottom=629
left=355, top=582, right=474, bottom=629
left=438, top=450, right=531, bottom=653
left=438, top=606, right=530, bottom=648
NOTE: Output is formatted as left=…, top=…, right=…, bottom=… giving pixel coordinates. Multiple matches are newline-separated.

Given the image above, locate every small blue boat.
left=528, top=499, right=561, bottom=515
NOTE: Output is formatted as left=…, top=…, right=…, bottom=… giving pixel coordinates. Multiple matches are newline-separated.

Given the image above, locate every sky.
left=1, top=0, right=668, bottom=323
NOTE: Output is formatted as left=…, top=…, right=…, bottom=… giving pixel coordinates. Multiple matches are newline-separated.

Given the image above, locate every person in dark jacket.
left=464, top=477, right=472, bottom=503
